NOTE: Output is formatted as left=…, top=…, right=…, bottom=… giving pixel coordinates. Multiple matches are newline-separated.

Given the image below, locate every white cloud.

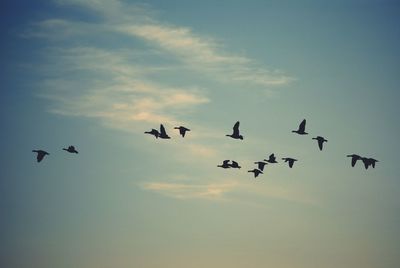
left=25, top=0, right=306, bottom=204
left=119, top=24, right=292, bottom=86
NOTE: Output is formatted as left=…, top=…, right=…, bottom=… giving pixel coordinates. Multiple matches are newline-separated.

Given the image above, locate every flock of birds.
left=32, top=119, right=379, bottom=178
left=141, top=119, right=378, bottom=178
left=32, top=146, right=78, bottom=162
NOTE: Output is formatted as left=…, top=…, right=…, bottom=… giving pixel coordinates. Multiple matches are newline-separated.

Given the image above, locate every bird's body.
left=264, top=153, right=278, bottom=164
left=347, top=154, right=361, bottom=167
left=226, top=121, right=243, bottom=140
left=312, top=136, right=328, bottom=151
left=144, top=129, right=160, bottom=138
left=218, top=160, right=231, bottom=169
left=32, top=150, right=49, bottom=162
left=254, top=161, right=268, bottom=171
left=63, top=145, right=78, bottom=154
left=248, top=169, right=263, bottom=178
left=282, top=157, right=298, bottom=168
left=158, top=124, right=171, bottom=139
left=230, top=160, right=241, bottom=169
left=292, top=119, right=308, bottom=135
left=174, top=126, right=190, bottom=137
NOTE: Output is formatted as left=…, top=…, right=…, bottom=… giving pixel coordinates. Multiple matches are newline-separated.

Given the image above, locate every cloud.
left=141, top=181, right=238, bottom=200
left=140, top=179, right=318, bottom=206
left=24, top=0, right=306, bottom=204
left=119, top=24, right=292, bottom=86
left=38, top=46, right=209, bottom=128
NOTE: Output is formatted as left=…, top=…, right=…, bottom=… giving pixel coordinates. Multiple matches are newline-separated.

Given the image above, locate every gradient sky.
left=1, top=0, right=400, bottom=267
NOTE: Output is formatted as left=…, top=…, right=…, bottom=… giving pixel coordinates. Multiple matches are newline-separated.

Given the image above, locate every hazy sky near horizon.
left=1, top=0, right=400, bottom=267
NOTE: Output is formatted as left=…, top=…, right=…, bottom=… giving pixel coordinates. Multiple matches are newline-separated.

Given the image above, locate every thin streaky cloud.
left=141, top=181, right=238, bottom=201
left=25, top=0, right=300, bottom=203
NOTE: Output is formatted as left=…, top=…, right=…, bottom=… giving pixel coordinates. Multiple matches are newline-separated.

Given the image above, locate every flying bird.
left=158, top=124, right=171, bottom=139
left=248, top=169, right=263, bottom=178
left=347, top=154, right=361, bottom=167
left=264, top=153, right=278, bottom=164
left=361, top=157, right=379, bottom=169
left=174, top=126, right=190, bottom=137
left=292, top=119, right=308, bottom=135
left=312, top=136, right=328, bottom=151
left=144, top=129, right=159, bottom=139
left=230, top=160, right=241, bottom=169
left=32, top=150, right=49, bottom=162
left=254, top=161, right=268, bottom=171
left=63, top=145, right=78, bottom=154
left=226, top=121, right=243, bottom=140
left=218, top=160, right=231, bottom=169
left=282, top=157, right=298, bottom=168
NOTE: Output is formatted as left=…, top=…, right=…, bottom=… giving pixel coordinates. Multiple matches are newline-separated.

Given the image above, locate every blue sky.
left=1, top=0, right=400, bottom=267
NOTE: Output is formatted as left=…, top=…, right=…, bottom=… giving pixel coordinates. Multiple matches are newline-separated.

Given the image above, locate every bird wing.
left=69, top=146, right=75, bottom=150
left=362, top=159, right=369, bottom=169
left=233, top=121, right=240, bottom=135
left=257, top=162, right=263, bottom=171
left=37, top=152, right=45, bottom=162
left=351, top=157, right=357, bottom=167
left=299, top=119, right=306, bottom=132
left=270, top=153, right=276, bottom=161
left=255, top=170, right=263, bottom=177
left=288, top=160, right=294, bottom=168
left=317, top=139, right=323, bottom=150
left=222, top=160, right=230, bottom=165
left=159, top=124, right=167, bottom=135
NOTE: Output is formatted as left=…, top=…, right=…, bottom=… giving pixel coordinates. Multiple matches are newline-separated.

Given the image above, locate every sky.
left=1, top=0, right=400, bottom=267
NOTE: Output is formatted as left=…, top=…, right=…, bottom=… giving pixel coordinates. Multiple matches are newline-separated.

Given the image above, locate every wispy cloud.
left=25, top=0, right=304, bottom=204
left=141, top=181, right=238, bottom=200
left=119, top=24, right=292, bottom=86
left=140, top=178, right=318, bottom=206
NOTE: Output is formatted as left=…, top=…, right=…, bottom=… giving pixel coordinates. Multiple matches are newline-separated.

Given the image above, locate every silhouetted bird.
left=144, top=129, right=159, bottom=138
left=248, top=169, right=263, bottom=178
left=312, top=136, right=328, bottom=151
left=218, top=160, right=231, bottom=169
left=254, top=161, right=268, bottom=171
left=292, top=119, right=308, bottom=135
left=282, top=157, right=298, bottom=168
left=226, top=121, right=243, bottom=140
left=361, top=157, right=379, bottom=169
left=264, top=153, right=278, bottom=164
left=230, top=161, right=241, bottom=169
left=347, top=154, right=361, bottom=167
left=32, top=150, right=49, bottom=162
left=63, top=145, right=78, bottom=154
left=174, top=126, right=190, bottom=137
left=158, top=124, right=171, bottom=139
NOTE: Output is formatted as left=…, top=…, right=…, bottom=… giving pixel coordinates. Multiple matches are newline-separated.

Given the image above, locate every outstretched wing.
left=362, top=158, right=369, bottom=169
left=288, top=160, right=294, bottom=168
left=233, top=121, right=240, bottom=135
left=269, top=153, right=276, bottom=161
left=298, top=119, right=306, bottom=132
left=351, top=157, right=357, bottom=167
left=159, top=124, right=167, bottom=136
left=371, top=161, right=376, bottom=168
left=317, top=139, right=323, bottom=150
left=222, top=160, right=230, bottom=165
left=258, top=162, right=266, bottom=171
left=37, top=152, right=45, bottom=162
